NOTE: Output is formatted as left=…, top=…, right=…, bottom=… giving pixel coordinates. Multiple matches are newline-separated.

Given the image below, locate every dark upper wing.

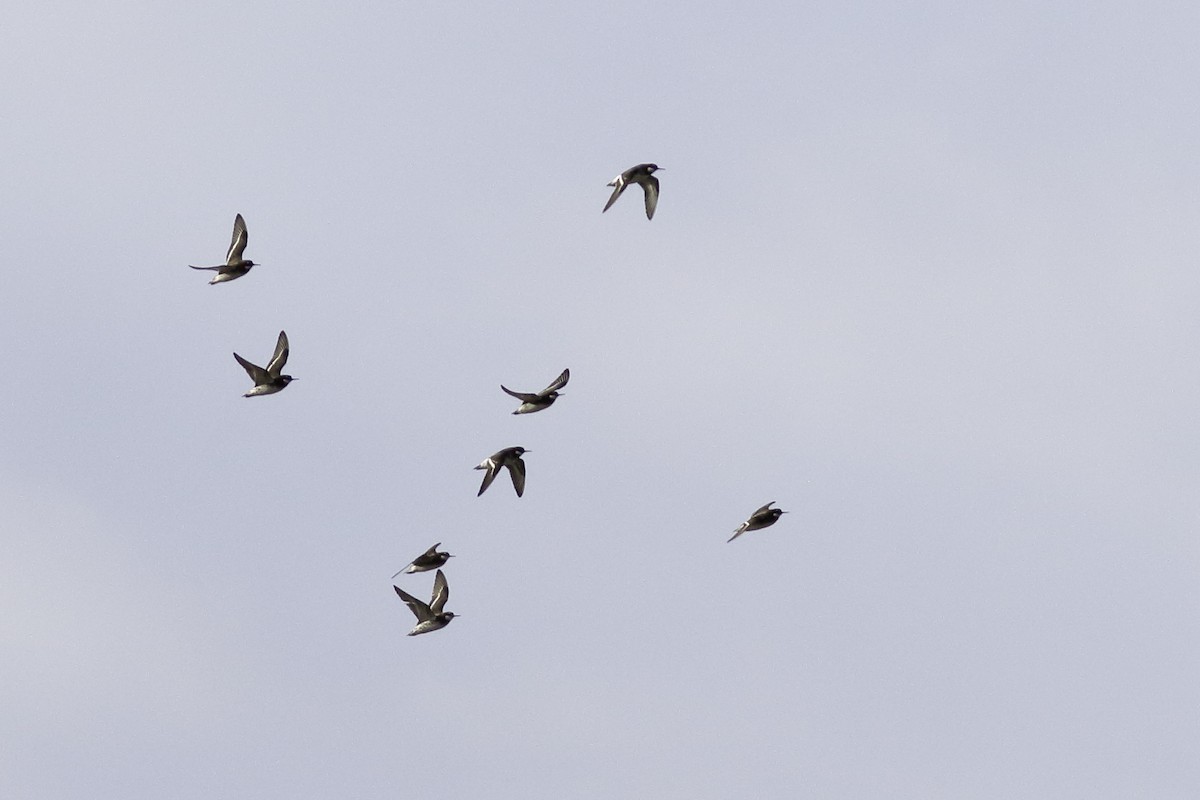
left=752, top=502, right=776, bottom=517
left=501, top=385, right=540, bottom=402
left=430, top=569, right=449, bottom=615
left=267, top=331, right=289, bottom=376
left=541, top=368, right=570, bottom=395
left=394, top=585, right=432, bottom=622
left=602, top=179, right=627, bottom=213
left=227, top=214, right=249, bottom=263
left=641, top=175, right=659, bottom=220
left=477, top=460, right=499, bottom=496
left=234, top=353, right=268, bottom=384
left=508, top=456, right=526, bottom=498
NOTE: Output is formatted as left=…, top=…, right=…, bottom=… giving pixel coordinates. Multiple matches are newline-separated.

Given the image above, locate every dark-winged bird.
left=393, top=569, right=456, bottom=636
left=475, top=447, right=529, bottom=497
left=233, top=330, right=294, bottom=397
left=390, top=543, right=454, bottom=579
left=728, top=502, right=787, bottom=543
left=190, top=213, right=257, bottom=284
left=603, top=163, right=662, bottom=220
left=501, top=368, right=569, bottom=414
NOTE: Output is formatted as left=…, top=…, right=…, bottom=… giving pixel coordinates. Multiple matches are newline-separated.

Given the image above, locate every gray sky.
left=2, top=2, right=1199, bottom=797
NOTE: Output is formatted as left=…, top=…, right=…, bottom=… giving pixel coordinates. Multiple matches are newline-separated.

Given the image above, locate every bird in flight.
left=190, top=213, right=257, bottom=284
left=391, top=543, right=454, bottom=579
left=393, top=569, right=456, bottom=636
left=728, top=502, right=787, bottom=543
left=475, top=447, right=529, bottom=497
left=233, top=330, right=294, bottom=397
left=501, top=368, right=570, bottom=414
left=603, top=163, right=662, bottom=220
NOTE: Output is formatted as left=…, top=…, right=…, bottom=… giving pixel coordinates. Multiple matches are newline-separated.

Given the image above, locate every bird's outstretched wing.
left=642, top=176, right=659, bottom=220
left=603, top=177, right=628, bottom=213
left=267, top=331, right=289, bottom=376
left=508, top=457, right=526, bottom=498
left=541, top=368, right=570, bottom=395
left=394, top=585, right=432, bottom=622
left=728, top=522, right=751, bottom=543
left=234, top=353, right=268, bottom=384
left=227, top=214, right=249, bottom=263
left=501, top=385, right=540, bottom=402
left=430, top=570, right=450, bottom=615
left=476, top=459, right=499, bottom=496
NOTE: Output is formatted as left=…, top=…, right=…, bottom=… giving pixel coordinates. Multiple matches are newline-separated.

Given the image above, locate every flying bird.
left=603, top=163, right=662, bottom=220
left=190, top=213, right=257, bottom=284
left=728, top=502, right=787, bottom=543
left=393, top=569, right=456, bottom=636
left=390, top=543, right=454, bottom=579
left=501, top=368, right=569, bottom=414
left=233, top=330, right=294, bottom=397
left=475, top=447, right=529, bottom=497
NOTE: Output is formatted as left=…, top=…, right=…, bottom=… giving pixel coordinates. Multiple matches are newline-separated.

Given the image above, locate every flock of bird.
left=188, top=163, right=788, bottom=637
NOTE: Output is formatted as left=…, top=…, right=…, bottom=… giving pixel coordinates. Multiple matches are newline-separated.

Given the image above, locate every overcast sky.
left=2, top=2, right=1199, bottom=798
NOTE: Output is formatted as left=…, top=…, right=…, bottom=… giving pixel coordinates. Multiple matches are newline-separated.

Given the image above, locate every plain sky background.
left=2, top=2, right=1199, bottom=797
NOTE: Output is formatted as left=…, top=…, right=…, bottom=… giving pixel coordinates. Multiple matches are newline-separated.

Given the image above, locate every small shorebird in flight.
left=501, top=368, right=569, bottom=414
left=233, top=330, right=294, bottom=397
left=475, top=447, right=529, bottom=497
left=391, top=543, right=454, bottom=579
left=728, top=502, right=787, bottom=543
left=603, top=163, right=662, bottom=220
left=190, top=213, right=257, bottom=284
left=393, top=569, right=456, bottom=636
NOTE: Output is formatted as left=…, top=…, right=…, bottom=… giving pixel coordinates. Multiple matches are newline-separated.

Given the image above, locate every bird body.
left=475, top=447, right=529, bottom=497
left=394, top=569, right=455, bottom=636
left=501, top=368, right=569, bottom=414
left=391, top=543, right=453, bottom=579
left=190, top=213, right=257, bottom=284
left=728, top=501, right=787, bottom=543
left=233, top=330, right=294, bottom=397
left=603, top=163, right=661, bottom=220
